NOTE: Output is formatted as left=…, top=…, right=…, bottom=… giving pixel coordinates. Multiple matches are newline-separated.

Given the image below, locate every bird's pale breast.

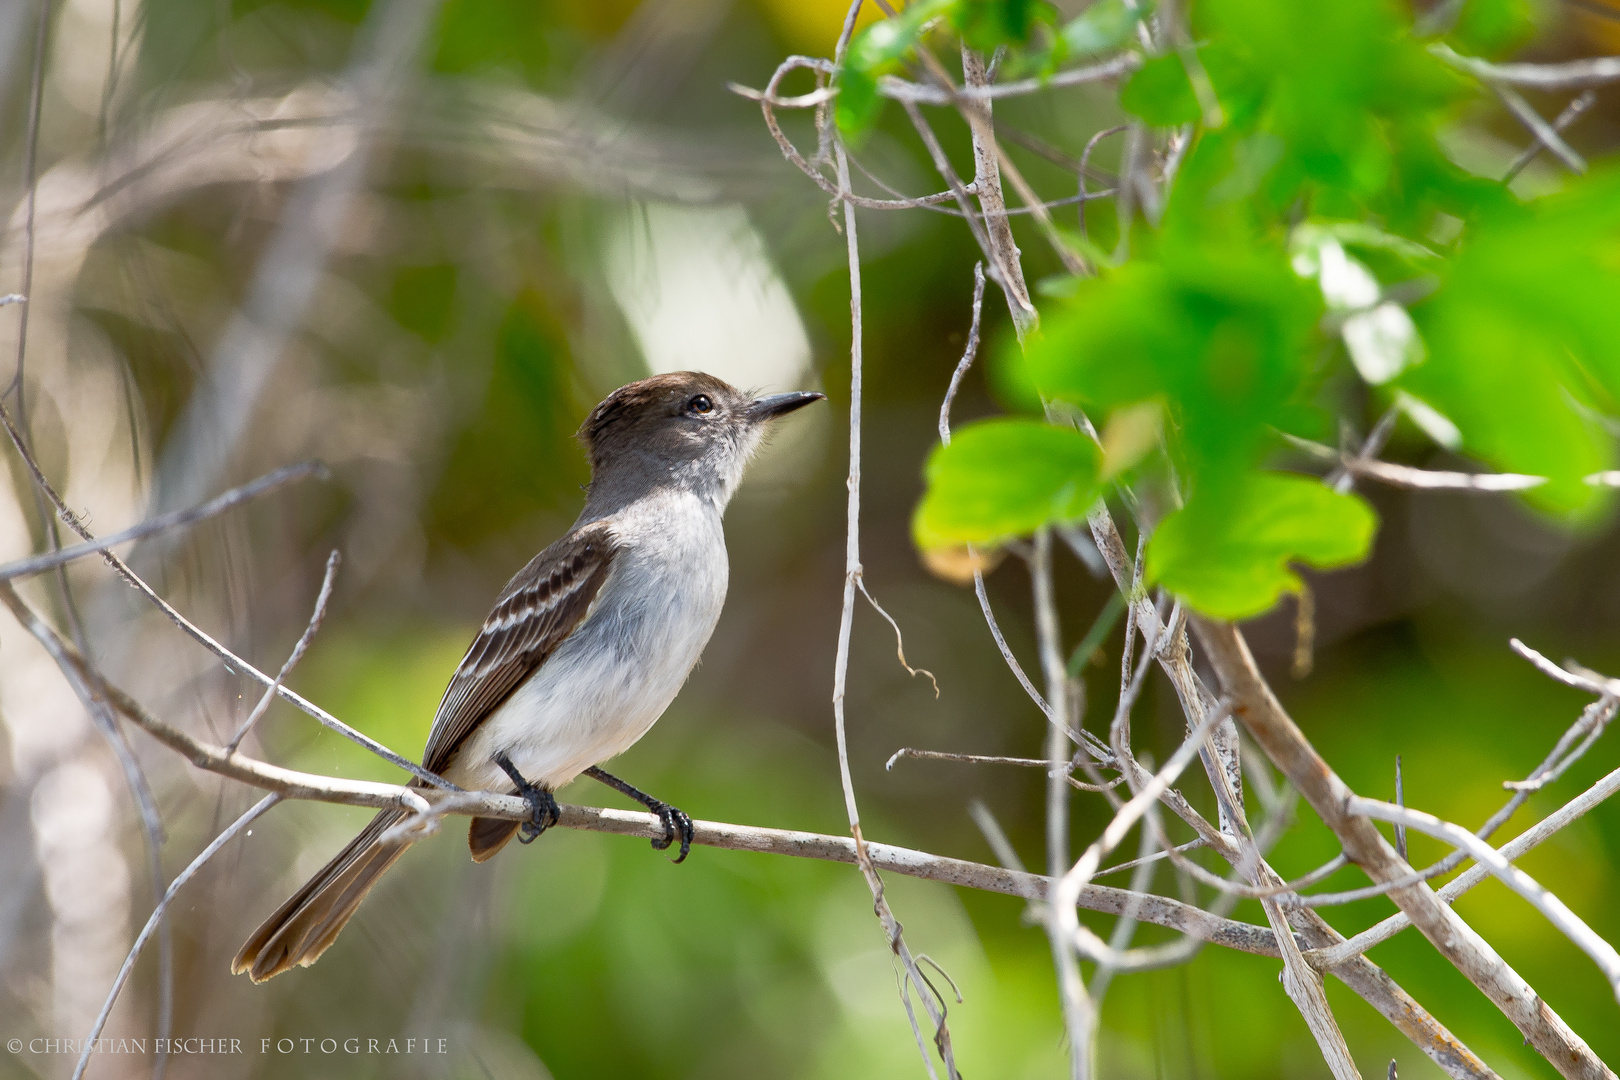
left=444, top=492, right=729, bottom=793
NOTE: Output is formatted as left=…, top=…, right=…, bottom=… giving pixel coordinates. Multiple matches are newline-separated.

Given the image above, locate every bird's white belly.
left=445, top=531, right=726, bottom=793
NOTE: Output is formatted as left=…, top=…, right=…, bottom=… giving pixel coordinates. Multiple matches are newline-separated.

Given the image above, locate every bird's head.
left=579, top=371, right=823, bottom=505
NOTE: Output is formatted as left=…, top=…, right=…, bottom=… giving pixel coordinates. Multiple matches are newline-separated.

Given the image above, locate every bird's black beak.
left=747, top=391, right=826, bottom=423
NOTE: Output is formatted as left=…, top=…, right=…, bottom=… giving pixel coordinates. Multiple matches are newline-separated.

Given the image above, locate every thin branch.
left=1093, top=838, right=1206, bottom=880
left=0, top=462, right=324, bottom=580
left=0, top=578, right=432, bottom=815
left=1193, top=616, right=1613, bottom=1080
left=1494, top=85, right=1586, bottom=173
left=1505, top=90, right=1595, bottom=182
left=5, top=0, right=49, bottom=401
left=0, top=396, right=448, bottom=788
left=935, top=264, right=1098, bottom=754
left=885, top=747, right=1124, bottom=792
left=1294, top=692, right=1615, bottom=908
left=831, top=128, right=961, bottom=1080
left=1348, top=796, right=1620, bottom=999
left=938, top=262, right=985, bottom=445
left=72, top=796, right=282, bottom=1080
left=1432, top=42, right=1620, bottom=90
left=857, top=578, right=939, bottom=696
left=1286, top=435, right=1554, bottom=491
left=959, top=46, right=1038, bottom=336
left=226, top=549, right=341, bottom=752
left=736, top=57, right=974, bottom=212
left=1316, top=757, right=1620, bottom=969
left=878, top=53, right=1142, bottom=103
left=1032, top=527, right=1093, bottom=1080
left=1078, top=124, right=1127, bottom=242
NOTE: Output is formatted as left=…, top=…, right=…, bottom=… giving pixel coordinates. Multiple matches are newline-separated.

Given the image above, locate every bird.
left=232, top=371, right=824, bottom=982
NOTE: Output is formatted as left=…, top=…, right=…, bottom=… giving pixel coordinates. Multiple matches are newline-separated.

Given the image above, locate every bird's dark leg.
left=493, top=751, right=559, bottom=844
left=583, top=766, right=694, bottom=863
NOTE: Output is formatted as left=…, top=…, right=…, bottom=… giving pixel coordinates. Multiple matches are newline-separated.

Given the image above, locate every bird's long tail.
left=232, top=807, right=412, bottom=982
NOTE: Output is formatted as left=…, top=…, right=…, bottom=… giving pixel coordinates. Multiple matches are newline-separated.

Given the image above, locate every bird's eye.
left=687, top=394, right=713, bottom=415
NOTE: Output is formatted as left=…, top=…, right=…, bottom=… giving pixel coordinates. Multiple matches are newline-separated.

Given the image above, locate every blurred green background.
left=1, top=0, right=1619, bottom=1078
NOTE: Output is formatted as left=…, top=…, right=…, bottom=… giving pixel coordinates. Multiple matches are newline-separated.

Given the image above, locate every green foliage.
left=1022, top=231, right=1323, bottom=478
left=836, top=0, right=953, bottom=140
left=1010, top=229, right=1372, bottom=615
left=1060, top=0, right=1143, bottom=57
left=953, top=0, right=1057, bottom=54
left=911, top=0, right=1620, bottom=617
left=836, top=0, right=1134, bottom=138
left=1403, top=169, right=1620, bottom=514
left=1148, top=473, right=1376, bottom=618
left=913, top=418, right=1103, bottom=548
left=1125, top=0, right=1469, bottom=220
left=1446, top=0, right=1545, bottom=58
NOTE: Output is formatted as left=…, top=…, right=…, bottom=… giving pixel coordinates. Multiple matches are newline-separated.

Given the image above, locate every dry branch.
left=1433, top=43, right=1620, bottom=89
left=1193, top=616, right=1615, bottom=1080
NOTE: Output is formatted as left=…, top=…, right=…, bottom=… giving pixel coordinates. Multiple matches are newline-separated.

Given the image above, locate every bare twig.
left=1193, top=616, right=1614, bottom=1080
left=0, top=396, right=448, bottom=787
left=0, top=462, right=324, bottom=580
left=1505, top=90, right=1595, bottom=182
left=1348, top=795, right=1620, bottom=998
left=831, top=125, right=961, bottom=1078
left=1078, top=124, right=1127, bottom=242
left=1293, top=691, right=1615, bottom=908
left=226, top=549, right=341, bottom=752
left=938, top=262, right=985, bottom=444
left=738, top=57, right=973, bottom=212
left=960, top=47, right=1038, bottom=337
left=878, top=53, right=1142, bottom=104
left=1317, top=757, right=1620, bottom=968
left=1494, top=85, right=1586, bottom=173
left=857, top=578, right=939, bottom=696
left=885, top=747, right=1124, bottom=792
left=72, top=796, right=282, bottom=1080
left=5, top=0, right=49, bottom=400
left=1432, top=43, right=1620, bottom=90
left=1395, top=756, right=1408, bottom=862
left=1031, top=528, right=1093, bottom=1080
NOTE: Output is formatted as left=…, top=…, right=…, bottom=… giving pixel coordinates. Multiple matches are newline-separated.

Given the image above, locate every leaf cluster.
left=912, top=0, right=1620, bottom=618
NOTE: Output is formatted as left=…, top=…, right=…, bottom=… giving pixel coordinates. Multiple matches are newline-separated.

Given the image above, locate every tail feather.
left=468, top=816, right=521, bottom=862
left=233, top=808, right=412, bottom=982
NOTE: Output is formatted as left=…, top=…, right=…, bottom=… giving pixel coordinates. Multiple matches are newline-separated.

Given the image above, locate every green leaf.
left=1136, top=0, right=1468, bottom=222
left=836, top=0, right=955, bottom=138
left=1018, top=231, right=1322, bottom=481
left=1147, top=472, right=1377, bottom=618
left=1120, top=51, right=1201, bottom=126
left=1402, top=168, right=1620, bottom=514
left=1061, top=0, right=1144, bottom=56
left=834, top=65, right=883, bottom=138
left=1447, top=0, right=1544, bottom=58
left=913, top=419, right=1104, bottom=548
left=952, top=0, right=1058, bottom=52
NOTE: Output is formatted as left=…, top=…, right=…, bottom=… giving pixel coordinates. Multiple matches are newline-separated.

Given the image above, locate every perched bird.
left=233, top=371, right=823, bottom=982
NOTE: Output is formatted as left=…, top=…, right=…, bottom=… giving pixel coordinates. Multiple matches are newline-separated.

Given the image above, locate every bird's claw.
left=494, top=751, right=558, bottom=844
left=517, top=786, right=560, bottom=844
left=648, top=801, right=694, bottom=863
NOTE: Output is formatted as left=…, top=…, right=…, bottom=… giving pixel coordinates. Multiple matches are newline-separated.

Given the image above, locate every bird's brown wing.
left=422, top=520, right=619, bottom=777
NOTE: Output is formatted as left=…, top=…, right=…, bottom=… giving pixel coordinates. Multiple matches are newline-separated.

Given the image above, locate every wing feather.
left=422, top=521, right=618, bottom=775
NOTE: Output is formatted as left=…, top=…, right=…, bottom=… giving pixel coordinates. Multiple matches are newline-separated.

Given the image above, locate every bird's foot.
left=583, top=766, right=695, bottom=863
left=645, top=800, right=694, bottom=863
left=493, top=751, right=559, bottom=843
